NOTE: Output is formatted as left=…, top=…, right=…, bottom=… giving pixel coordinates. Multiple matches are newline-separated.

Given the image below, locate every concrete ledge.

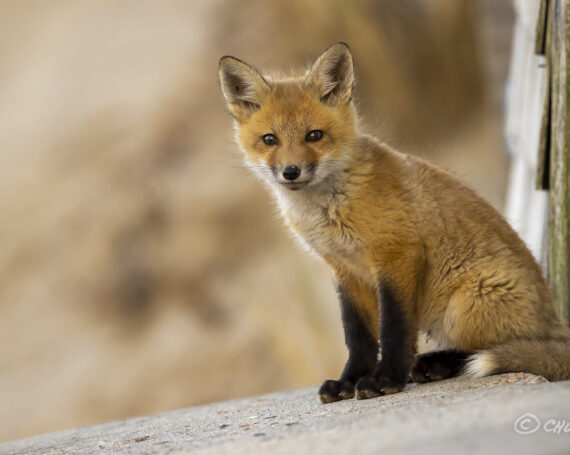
left=2, top=374, right=570, bottom=455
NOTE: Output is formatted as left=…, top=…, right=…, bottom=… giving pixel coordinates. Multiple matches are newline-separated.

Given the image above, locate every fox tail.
left=465, top=336, right=570, bottom=381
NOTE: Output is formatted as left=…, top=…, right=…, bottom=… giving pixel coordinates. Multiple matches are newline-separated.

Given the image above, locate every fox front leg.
left=319, top=281, right=379, bottom=403
left=355, top=284, right=417, bottom=399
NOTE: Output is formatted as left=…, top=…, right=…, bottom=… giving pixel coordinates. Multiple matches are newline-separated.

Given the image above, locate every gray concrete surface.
left=1, top=374, right=570, bottom=455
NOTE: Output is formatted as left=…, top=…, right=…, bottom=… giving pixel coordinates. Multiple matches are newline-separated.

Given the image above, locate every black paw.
left=409, top=362, right=432, bottom=383
left=355, top=376, right=381, bottom=399
left=376, top=375, right=406, bottom=395
left=410, top=350, right=470, bottom=383
left=318, top=379, right=355, bottom=403
left=355, top=375, right=405, bottom=399
left=409, top=356, right=434, bottom=383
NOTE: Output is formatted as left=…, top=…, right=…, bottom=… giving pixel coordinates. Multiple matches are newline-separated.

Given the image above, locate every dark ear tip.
left=218, top=55, right=266, bottom=77
left=325, top=42, right=351, bottom=56
left=219, top=55, right=236, bottom=69
left=332, top=41, right=350, bottom=51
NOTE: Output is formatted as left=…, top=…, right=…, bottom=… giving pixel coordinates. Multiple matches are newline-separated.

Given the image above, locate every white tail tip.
left=464, top=352, right=496, bottom=378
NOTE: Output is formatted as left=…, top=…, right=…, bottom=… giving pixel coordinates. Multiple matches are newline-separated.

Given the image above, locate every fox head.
left=219, top=42, right=357, bottom=191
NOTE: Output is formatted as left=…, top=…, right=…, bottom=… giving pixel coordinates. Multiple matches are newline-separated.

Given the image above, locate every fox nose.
left=282, top=165, right=301, bottom=181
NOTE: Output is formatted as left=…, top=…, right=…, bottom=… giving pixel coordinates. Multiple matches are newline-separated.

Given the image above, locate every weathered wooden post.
left=536, top=0, right=570, bottom=322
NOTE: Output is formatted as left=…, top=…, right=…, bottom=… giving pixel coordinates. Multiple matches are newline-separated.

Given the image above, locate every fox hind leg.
left=409, top=349, right=471, bottom=383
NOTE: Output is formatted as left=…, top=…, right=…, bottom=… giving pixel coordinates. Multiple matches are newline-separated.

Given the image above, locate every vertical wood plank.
left=537, top=0, right=552, bottom=190
left=535, top=0, right=549, bottom=54
left=548, top=0, right=570, bottom=323
left=536, top=60, right=551, bottom=190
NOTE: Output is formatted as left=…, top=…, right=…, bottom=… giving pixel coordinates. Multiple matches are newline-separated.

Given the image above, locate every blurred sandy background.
left=0, top=0, right=514, bottom=442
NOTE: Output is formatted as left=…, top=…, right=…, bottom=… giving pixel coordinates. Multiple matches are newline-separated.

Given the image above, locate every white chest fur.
left=272, top=181, right=368, bottom=280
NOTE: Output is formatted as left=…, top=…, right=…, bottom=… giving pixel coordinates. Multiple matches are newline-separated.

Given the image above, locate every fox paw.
left=318, top=379, right=356, bottom=403
left=409, top=356, right=434, bottom=383
left=355, top=376, right=381, bottom=399
left=409, top=350, right=470, bottom=383
left=355, top=375, right=405, bottom=400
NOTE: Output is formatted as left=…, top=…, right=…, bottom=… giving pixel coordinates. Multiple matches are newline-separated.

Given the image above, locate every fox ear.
left=306, top=42, right=354, bottom=106
left=218, top=56, right=270, bottom=121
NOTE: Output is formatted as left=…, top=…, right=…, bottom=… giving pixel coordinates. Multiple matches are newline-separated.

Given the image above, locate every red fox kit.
left=218, top=42, right=570, bottom=402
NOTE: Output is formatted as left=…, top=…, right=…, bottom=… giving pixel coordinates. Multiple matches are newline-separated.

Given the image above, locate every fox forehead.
left=256, top=82, right=322, bottom=127
left=243, top=81, right=345, bottom=140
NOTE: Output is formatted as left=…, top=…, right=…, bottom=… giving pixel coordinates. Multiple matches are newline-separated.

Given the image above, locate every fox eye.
left=306, top=130, right=323, bottom=142
left=262, top=134, right=279, bottom=146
